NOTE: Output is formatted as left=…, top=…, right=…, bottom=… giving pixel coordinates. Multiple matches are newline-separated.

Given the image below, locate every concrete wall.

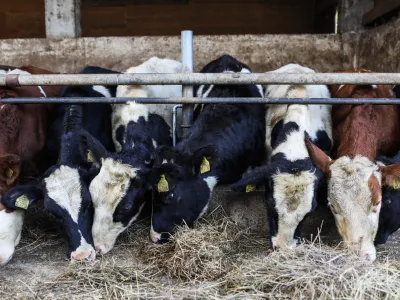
left=339, top=0, right=374, bottom=32
left=356, top=18, right=400, bottom=72
left=0, top=34, right=352, bottom=73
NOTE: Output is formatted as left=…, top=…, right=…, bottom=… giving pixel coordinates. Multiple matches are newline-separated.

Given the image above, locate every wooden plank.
left=362, top=0, right=400, bottom=25
left=81, top=0, right=188, bottom=8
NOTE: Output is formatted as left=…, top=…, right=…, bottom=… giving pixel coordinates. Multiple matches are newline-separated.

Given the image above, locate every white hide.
left=113, top=57, right=187, bottom=151
left=45, top=165, right=96, bottom=260
left=0, top=209, right=24, bottom=266
left=264, top=64, right=332, bottom=249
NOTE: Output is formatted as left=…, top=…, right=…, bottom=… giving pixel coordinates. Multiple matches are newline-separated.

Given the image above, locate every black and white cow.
left=374, top=152, right=400, bottom=245
left=3, top=105, right=99, bottom=260
left=232, top=64, right=332, bottom=249
left=2, top=66, right=117, bottom=261
left=149, top=54, right=266, bottom=243
left=85, top=57, right=185, bottom=255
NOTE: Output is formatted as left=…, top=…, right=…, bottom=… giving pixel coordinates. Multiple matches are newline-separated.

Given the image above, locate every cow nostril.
left=359, top=236, right=364, bottom=243
left=95, top=245, right=102, bottom=255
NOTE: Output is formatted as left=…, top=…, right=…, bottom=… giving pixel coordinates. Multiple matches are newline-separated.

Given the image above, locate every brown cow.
left=0, top=66, right=61, bottom=266
left=306, top=69, right=400, bottom=262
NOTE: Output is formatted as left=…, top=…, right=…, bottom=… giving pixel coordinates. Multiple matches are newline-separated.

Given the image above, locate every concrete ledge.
left=0, top=34, right=351, bottom=73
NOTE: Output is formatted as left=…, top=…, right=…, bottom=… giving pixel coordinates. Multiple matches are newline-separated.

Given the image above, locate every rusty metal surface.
left=2, top=97, right=400, bottom=104
left=2, top=72, right=400, bottom=86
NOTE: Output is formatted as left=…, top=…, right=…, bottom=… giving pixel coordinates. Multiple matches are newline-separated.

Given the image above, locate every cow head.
left=306, top=138, right=400, bottom=261
left=2, top=132, right=98, bottom=261
left=375, top=185, right=400, bottom=245
left=80, top=131, right=149, bottom=255
left=0, top=203, right=23, bottom=266
left=149, top=146, right=218, bottom=243
left=231, top=158, right=321, bottom=249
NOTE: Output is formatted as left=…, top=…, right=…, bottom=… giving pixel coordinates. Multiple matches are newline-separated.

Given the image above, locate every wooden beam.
left=362, top=0, right=400, bottom=25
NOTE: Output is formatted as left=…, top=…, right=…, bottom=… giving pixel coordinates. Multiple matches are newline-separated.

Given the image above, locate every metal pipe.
left=172, top=105, right=182, bottom=146
left=3, top=73, right=400, bottom=86
left=3, top=97, right=400, bottom=104
left=181, top=30, right=194, bottom=138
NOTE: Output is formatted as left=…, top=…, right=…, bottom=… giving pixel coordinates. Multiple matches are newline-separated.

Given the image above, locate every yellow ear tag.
left=158, top=174, right=169, bottom=193
left=15, top=195, right=29, bottom=210
left=246, top=184, right=256, bottom=193
left=87, top=150, right=95, bottom=163
left=6, top=168, right=13, bottom=178
left=200, top=157, right=211, bottom=174
left=393, top=177, right=400, bottom=190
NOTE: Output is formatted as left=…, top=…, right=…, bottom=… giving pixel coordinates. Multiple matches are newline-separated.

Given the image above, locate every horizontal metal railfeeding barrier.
left=2, top=97, right=400, bottom=104
left=1, top=73, right=400, bottom=86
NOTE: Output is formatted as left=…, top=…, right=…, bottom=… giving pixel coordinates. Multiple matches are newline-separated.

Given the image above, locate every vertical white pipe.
left=181, top=30, right=194, bottom=139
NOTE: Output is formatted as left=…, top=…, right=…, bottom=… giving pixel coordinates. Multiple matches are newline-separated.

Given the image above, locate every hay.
left=3, top=206, right=400, bottom=299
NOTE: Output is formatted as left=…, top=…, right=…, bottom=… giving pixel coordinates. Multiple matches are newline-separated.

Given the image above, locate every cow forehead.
left=90, top=160, right=133, bottom=211
left=102, top=158, right=139, bottom=179
left=330, top=156, right=378, bottom=179
left=44, top=165, right=82, bottom=223
left=329, top=156, right=381, bottom=208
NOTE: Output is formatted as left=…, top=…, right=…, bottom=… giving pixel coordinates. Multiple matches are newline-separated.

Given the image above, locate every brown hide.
left=329, top=69, right=399, bottom=160
left=0, top=66, right=62, bottom=198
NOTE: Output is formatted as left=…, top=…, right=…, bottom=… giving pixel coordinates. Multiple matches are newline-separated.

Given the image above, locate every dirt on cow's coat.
left=1, top=207, right=400, bottom=300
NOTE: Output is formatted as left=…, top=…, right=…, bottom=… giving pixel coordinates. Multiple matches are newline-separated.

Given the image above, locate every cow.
left=85, top=57, right=184, bottom=255
left=231, top=64, right=332, bottom=249
left=0, top=66, right=61, bottom=266
left=305, top=69, right=400, bottom=261
left=374, top=152, right=400, bottom=245
left=149, top=54, right=266, bottom=243
left=2, top=66, right=117, bottom=262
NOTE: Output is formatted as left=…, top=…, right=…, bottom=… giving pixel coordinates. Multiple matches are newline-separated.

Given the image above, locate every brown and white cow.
left=0, top=66, right=61, bottom=266
left=306, top=69, right=400, bottom=261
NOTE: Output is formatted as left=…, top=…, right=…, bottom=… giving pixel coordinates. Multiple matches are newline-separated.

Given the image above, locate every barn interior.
left=1, top=0, right=400, bottom=298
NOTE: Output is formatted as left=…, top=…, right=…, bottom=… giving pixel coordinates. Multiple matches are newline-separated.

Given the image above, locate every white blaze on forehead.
left=0, top=209, right=24, bottom=266
left=45, top=166, right=83, bottom=223
left=272, top=171, right=316, bottom=248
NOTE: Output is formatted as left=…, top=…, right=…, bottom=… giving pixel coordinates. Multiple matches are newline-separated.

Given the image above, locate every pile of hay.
left=13, top=207, right=400, bottom=299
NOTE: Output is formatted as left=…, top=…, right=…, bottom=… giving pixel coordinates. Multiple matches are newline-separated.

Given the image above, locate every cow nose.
left=150, top=226, right=162, bottom=243
left=71, top=248, right=96, bottom=262
left=95, top=245, right=105, bottom=255
left=360, top=250, right=376, bottom=262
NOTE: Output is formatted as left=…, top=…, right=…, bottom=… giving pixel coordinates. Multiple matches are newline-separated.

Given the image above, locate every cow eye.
left=385, top=199, right=392, bottom=205
left=163, top=193, right=175, bottom=204
left=328, top=202, right=338, bottom=215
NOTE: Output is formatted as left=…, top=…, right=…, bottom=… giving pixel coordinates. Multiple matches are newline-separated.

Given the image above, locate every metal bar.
left=2, top=73, right=400, bottom=86
left=3, top=97, right=400, bottom=104
left=181, top=30, right=194, bottom=138
left=172, top=105, right=182, bottom=147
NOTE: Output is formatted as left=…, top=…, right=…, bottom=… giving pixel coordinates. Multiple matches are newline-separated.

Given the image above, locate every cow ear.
left=380, top=164, right=400, bottom=189
left=192, top=146, right=218, bottom=175
left=0, top=154, right=20, bottom=186
left=80, top=130, right=107, bottom=165
left=231, top=165, right=273, bottom=193
left=305, top=136, right=332, bottom=175
left=2, top=181, right=43, bottom=210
